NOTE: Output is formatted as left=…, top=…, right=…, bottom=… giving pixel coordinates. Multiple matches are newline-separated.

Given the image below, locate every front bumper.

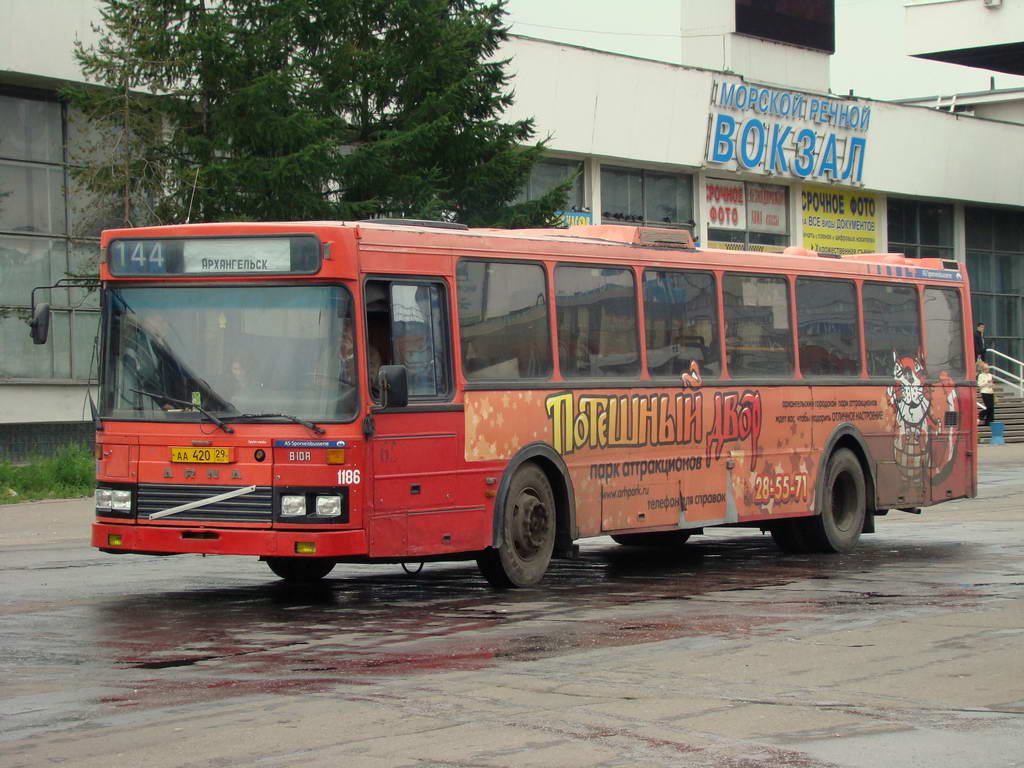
left=92, top=521, right=368, bottom=557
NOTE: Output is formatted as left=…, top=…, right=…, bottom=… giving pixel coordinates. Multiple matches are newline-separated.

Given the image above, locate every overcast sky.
left=503, top=0, right=1024, bottom=101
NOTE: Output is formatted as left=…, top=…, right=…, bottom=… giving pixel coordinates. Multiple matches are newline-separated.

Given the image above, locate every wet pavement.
left=2, top=444, right=1023, bottom=767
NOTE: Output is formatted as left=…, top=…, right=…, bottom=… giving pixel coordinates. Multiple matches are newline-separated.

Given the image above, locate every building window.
left=600, top=166, right=694, bottom=230
left=887, top=198, right=953, bottom=260
left=706, top=179, right=789, bottom=252
left=966, top=206, right=1024, bottom=362
left=517, top=158, right=584, bottom=213
left=0, top=90, right=100, bottom=383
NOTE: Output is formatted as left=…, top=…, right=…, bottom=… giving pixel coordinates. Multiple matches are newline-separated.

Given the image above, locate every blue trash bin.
left=990, top=422, right=1005, bottom=445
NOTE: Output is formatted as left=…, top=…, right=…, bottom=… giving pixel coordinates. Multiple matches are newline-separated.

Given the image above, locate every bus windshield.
left=100, top=285, right=357, bottom=423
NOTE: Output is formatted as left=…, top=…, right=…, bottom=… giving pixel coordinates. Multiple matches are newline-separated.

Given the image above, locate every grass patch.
left=0, top=443, right=95, bottom=504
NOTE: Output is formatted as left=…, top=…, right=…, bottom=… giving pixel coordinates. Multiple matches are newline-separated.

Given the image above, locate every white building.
left=2, top=0, right=1024, bottom=459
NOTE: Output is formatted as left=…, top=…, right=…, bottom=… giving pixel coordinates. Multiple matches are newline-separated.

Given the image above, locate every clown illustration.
left=886, top=352, right=930, bottom=488
left=886, top=352, right=962, bottom=488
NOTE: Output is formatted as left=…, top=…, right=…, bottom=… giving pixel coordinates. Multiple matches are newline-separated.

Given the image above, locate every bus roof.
left=100, top=220, right=963, bottom=279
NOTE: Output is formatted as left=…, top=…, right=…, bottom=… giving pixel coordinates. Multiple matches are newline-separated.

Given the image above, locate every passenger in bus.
left=228, top=358, right=253, bottom=391
left=366, top=343, right=383, bottom=398
left=340, top=329, right=357, bottom=386
left=223, top=357, right=263, bottom=407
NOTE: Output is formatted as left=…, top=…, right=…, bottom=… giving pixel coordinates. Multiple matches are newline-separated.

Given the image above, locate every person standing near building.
left=974, top=322, right=987, bottom=361
left=977, top=360, right=995, bottom=426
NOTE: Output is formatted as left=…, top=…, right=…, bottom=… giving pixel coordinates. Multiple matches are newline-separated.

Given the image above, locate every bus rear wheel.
left=265, top=557, right=336, bottom=582
left=477, top=464, right=556, bottom=589
left=610, top=531, right=691, bottom=547
left=805, top=447, right=866, bottom=553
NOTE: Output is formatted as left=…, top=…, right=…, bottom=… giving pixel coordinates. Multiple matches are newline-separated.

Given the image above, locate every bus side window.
left=555, top=265, right=640, bottom=378
left=456, top=259, right=552, bottom=380
left=924, top=286, right=966, bottom=378
left=365, top=279, right=452, bottom=400
left=723, top=273, right=794, bottom=378
left=796, top=277, right=860, bottom=376
left=643, top=269, right=720, bottom=378
left=863, top=282, right=921, bottom=376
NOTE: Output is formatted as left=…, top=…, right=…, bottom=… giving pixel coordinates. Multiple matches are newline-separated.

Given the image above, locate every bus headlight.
left=95, top=488, right=112, bottom=511
left=281, top=495, right=307, bottom=517
left=315, top=496, right=341, bottom=517
left=110, top=490, right=133, bottom=512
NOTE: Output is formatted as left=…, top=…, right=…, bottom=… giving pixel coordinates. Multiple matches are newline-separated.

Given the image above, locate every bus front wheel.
left=477, top=464, right=556, bottom=588
left=265, top=557, right=336, bottom=582
left=806, top=448, right=866, bottom=553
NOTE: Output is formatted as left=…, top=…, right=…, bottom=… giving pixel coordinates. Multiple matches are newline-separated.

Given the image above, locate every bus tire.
left=806, top=447, right=866, bottom=553
left=477, top=464, right=556, bottom=588
left=265, top=557, right=336, bottom=582
left=610, top=531, right=691, bottom=547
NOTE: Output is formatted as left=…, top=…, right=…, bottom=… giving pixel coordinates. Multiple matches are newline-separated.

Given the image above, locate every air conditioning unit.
left=983, top=0, right=1002, bottom=9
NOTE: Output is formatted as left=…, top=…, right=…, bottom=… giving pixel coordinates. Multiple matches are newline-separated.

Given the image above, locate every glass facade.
left=887, top=198, right=954, bottom=260
left=0, top=89, right=100, bottom=382
left=706, top=180, right=789, bottom=252
left=517, top=158, right=585, bottom=213
left=600, top=166, right=694, bottom=230
left=965, top=206, right=1024, bottom=362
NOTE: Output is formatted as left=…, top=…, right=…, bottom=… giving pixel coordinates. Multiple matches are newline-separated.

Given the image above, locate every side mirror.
left=30, top=302, right=51, bottom=345
left=378, top=365, right=408, bottom=409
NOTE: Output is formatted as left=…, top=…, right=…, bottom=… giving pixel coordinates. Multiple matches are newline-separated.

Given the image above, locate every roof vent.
left=782, top=246, right=818, bottom=257
left=636, top=227, right=693, bottom=249
left=358, top=218, right=468, bottom=230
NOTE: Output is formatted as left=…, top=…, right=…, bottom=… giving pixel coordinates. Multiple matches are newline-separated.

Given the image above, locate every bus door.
left=923, top=286, right=973, bottom=505
left=363, top=279, right=484, bottom=558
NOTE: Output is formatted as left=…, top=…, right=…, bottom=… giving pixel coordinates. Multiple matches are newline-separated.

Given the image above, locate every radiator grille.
left=137, top=483, right=273, bottom=523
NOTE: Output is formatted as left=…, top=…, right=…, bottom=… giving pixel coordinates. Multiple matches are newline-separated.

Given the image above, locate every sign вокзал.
left=705, top=79, right=871, bottom=186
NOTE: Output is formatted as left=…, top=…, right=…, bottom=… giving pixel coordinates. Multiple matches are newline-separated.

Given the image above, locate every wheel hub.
left=512, top=491, right=549, bottom=557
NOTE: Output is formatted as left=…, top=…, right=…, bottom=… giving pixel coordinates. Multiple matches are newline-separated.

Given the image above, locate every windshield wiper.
left=130, top=388, right=234, bottom=433
left=222, top=412, right=326, bottom=435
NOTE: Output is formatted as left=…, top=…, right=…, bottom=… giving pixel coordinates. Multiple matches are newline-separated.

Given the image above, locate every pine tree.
left=65, top=0, right=569, bottom=228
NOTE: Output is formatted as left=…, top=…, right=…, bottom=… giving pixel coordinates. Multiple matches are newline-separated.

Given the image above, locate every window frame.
left=641, top=267, right=721, bottom=380
left=0, top=87, right=105, bottom=385
left=722, top=271, right=795, bottom=379
left=599, top=165, right=695, bottom=230
left=795, top=276, right=862, bottom=378
left=862, top=280, right=923, bottom=379
left=924, top=285, right=967, bottom=380
left=455, top=257, right=553, bottom=383
left=554, top=261, right=642, bottom=380
left=363, top=275, right=455, bottom=404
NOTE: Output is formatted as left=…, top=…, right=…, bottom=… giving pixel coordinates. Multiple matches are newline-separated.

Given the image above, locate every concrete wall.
left=502, top=35, right=1024, bottom=208
left=0, top=0, right=102, bottom=87
left=0, top=385, right=98, bottom=424
left=906, top=0, right=1024, bottom=57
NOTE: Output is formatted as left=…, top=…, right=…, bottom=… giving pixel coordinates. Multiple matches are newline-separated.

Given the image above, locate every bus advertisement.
left=30, top=221, right=976, bottom=588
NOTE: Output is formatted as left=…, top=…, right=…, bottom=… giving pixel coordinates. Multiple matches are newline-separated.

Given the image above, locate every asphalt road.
left=1, top=444, right=1023, bottom=767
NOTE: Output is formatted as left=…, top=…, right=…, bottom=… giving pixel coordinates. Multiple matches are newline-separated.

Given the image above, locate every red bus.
left=31, top=220, right=977, bottom=587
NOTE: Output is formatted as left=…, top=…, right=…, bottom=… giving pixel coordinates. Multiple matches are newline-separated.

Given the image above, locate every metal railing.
left=987, top=349, right=1024, bottom=397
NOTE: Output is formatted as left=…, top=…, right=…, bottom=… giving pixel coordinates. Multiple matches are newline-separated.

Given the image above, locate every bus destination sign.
left=108, top=235, right=321, bottom=276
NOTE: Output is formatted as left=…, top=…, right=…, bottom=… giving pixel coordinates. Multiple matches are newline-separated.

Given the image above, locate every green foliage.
left=0, top=444, right=95, bottom=503
left=64, top=0, right=569, bottom=229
